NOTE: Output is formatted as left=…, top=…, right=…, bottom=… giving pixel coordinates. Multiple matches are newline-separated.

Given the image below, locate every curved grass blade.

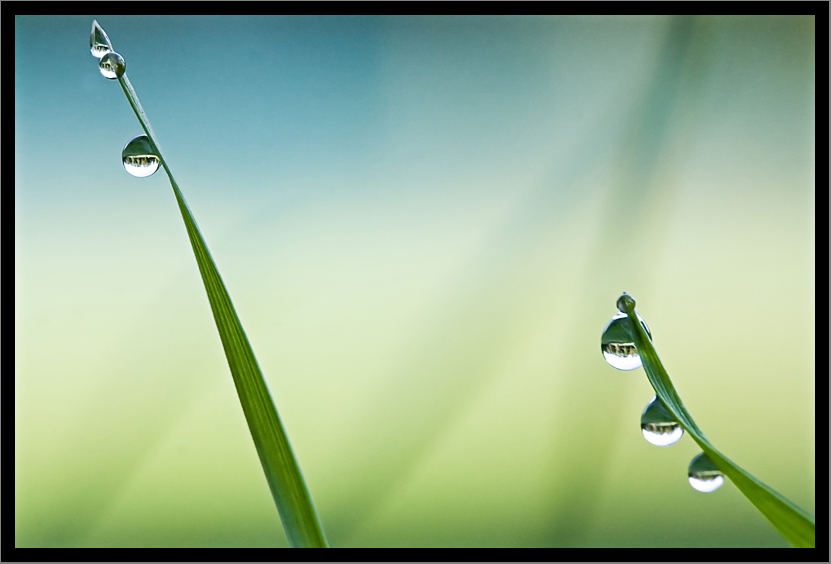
left=617, top=294, right=815, bottom=548
left=105, top=29, right=328, bottom=548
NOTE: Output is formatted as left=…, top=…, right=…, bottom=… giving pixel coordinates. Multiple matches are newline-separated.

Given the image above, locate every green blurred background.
left=15, top=15, right=815, bottom=547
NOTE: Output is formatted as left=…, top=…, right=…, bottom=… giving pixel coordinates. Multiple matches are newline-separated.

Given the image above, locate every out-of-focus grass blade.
left=618, top=295, right=814, bottom=548
left=113, top=64, right=328, bottom=548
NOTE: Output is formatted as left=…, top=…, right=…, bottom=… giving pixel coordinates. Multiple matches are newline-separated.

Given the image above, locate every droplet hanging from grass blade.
left=90, top=20, right=113, bottom=59
left=641, top=395, right=683, bottom=446
left=601, top=311, right=651, bottom=370
left=688, top=452, right=724, bottom=492
left=99, top=51, right=125, bottom=79
left=122, top=134, right=160, bottom=177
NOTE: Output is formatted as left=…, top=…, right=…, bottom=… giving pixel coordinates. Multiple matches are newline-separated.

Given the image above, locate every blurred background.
left=15, top=15, right=815, bottom=548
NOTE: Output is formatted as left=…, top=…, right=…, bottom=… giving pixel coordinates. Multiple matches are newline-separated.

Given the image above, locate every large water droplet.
left=641, top=396, right=683, bottom=446
left=90, top=20, right=113, bottom=59
left=601, top=311, right=651, bottom=370
left=99, top=51, right=125, bottom=80
left=122, top=135, right=160, bottom=177
left=688, top=452, right=724, bottom=492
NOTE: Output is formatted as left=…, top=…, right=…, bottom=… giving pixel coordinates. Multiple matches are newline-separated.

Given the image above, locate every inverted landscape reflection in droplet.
left=99, top=51, right=126, bottom=79
left=600, top=311, right=651, bottom=370
left=640, top=395, right=684, bottom=446
left=90, top=20, right=113, bottom=58
left=688, top=452, right=724, bottom=492
left=122, top=134, right=160, bottom=177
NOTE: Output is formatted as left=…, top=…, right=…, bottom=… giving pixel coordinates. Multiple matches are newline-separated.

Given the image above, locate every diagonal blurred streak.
left=539, top=15, right=706, bottom=546
left=326, top=15, right=707, bottom=546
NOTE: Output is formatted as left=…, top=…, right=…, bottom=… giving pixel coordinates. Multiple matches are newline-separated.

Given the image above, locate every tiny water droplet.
left=641, top=396, right=683, bottom=446
left=688, top=452, right=724, bottom=492
left=90, top=20, right=113, bottom=59
left=122, top=135, right=160, bottom=177
left=99, top=51, right=125, bottom=80
left=617, top=292, right=636, bottom=314
left=601, top=311, right=651, bottom=370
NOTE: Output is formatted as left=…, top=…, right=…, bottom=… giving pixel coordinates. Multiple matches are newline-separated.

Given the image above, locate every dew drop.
left=600, top=311, right=651, bottom=370
left=640, top=395, right=683, bottom=446
left=617, top=292, right=636, bottom=314
left=688, top=452, right=724, bottom=492
left=99, top=52, right=125, bottom=80
left=90, top=20, right=113, bottom=59
left=122, top=135, right=160, bottom=177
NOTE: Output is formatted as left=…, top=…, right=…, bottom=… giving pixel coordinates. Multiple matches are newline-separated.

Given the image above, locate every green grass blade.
left=112, top=69, right=328, bottom=548
left=618, top=295, right=814, bottom=548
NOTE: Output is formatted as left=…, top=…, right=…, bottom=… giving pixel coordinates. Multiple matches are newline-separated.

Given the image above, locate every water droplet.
left=99, top=52, right=125, bottom=80
left=601, top=311, right=651, bottom=370
left=122, top=135, right=160, bottom=177
left=641, top=396, right=683, bottom=446
left=90, top=20, right=113, bottom=59
left=688, top=452, right=724, bottom=492
left=617, top=292, right=636, bottom=314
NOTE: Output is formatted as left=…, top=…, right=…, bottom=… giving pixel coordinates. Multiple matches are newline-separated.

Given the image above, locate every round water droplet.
left=600, top=311, right=651, bottom=370
left=641, top=395, right=683, bottom=446
left=90, top=20, right=113, bottom=59
left=99, top=52, right=125, bottom=79
left=122, top=135, right=160, bottom=178
left=617, top=292, right=636, bottom=314
left=688, top=452, right=724, bottom=492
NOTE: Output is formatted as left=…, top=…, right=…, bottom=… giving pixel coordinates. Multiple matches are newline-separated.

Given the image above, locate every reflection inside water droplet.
left=688, top=452, right=724, bottom=492
left=641, top=396, right=683, bottom=446
left=122, top=135, right=160, bottom=177
left=90, top=20, right=113, bottom=59
left=99, top=51, right=125, bottom=79
left=600, top=311, right=651, bottom=370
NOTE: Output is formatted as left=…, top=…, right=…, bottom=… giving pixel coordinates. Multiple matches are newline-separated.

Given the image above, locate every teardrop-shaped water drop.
left=600, top=311, right=651, bottom=370
left=99, top=51, right=125, bottom=80
left=122, top=135, right=160, bottom=177
left=640, top=395, right=683, bottom=446
left=90, top=20, right=113, bottom=59
left=688, top=452, right=724, bottom=492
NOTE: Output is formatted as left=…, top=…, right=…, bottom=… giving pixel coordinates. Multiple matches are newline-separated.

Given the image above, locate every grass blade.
left=106, top=42, right=328, bottom=547
left=617, top=294, right=814, bottom=548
